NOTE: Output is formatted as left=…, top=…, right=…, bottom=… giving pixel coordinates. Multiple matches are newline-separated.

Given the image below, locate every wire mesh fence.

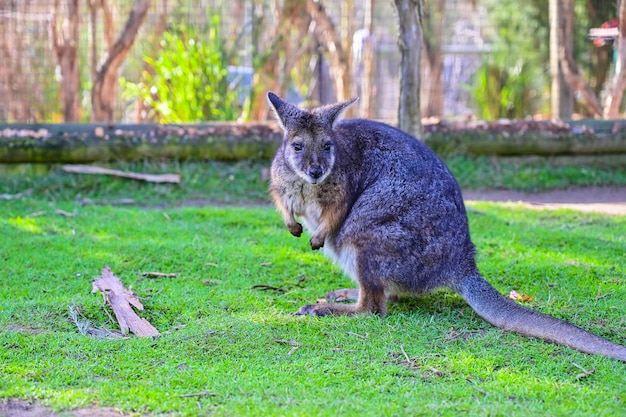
left=0, top=0, right=618, bottom=124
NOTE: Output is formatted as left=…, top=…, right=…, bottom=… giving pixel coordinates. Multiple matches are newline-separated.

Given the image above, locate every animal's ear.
left=267, top=92, right=305, bottom=131
left=317, top=97, right=359, bottom=128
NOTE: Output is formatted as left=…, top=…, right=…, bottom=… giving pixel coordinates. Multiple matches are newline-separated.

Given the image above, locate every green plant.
left=123, top=15, right=240, bottom=122
left=466, top=0, right=547, bottom=119
left=466, top=60, right=540, bottom=120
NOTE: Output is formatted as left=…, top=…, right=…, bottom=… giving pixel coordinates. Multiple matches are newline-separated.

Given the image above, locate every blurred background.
left=0, top=0, right=618, bottom=124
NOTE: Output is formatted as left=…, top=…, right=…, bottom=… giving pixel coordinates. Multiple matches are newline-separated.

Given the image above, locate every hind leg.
left=296, top=281, right=387, bottom=317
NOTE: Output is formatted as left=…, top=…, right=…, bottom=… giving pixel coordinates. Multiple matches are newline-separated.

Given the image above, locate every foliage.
left=466, top=60, right=541, bottom=120
left=466, top=0, right=548, bottom=119
left=123, top=15, right=240, bottom=123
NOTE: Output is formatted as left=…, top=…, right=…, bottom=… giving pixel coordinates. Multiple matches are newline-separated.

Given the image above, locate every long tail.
left=455, top=273, right=626, bottom=361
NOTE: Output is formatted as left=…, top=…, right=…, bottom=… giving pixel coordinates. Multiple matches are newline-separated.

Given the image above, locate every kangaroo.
left=267, top=91, right=626, bottom=361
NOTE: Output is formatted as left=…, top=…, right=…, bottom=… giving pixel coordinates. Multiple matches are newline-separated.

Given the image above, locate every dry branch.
left=62, top=164, right=180, bottom=183
left=142, top=271, right=178, bottom=278
left=92, top=266, right=160, bottom=337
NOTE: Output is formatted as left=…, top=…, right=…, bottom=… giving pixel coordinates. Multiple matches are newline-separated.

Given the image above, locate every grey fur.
left=267, top=92, right=626, bottom=361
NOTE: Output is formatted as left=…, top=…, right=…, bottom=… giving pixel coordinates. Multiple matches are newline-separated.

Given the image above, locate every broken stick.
left=92, top=266, right=160, bottom=337
left=62, top=164, right=181, bottom=183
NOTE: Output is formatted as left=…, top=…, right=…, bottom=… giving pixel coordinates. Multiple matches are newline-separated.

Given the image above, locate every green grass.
left=0, top=156, right=625, bottom=206
left=0, top=158, right=625, bottom=416
left=445, top=156, right=626, bottom=192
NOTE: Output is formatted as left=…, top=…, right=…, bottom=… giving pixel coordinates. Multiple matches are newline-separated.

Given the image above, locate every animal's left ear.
left=317, top=97, right=359, bottom=128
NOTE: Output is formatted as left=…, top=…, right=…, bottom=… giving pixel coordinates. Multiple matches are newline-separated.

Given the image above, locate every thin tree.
left=360, top=0, right=375, bottom=118
left=52, top=0, right=81, bottom=122
left=604, top=0, right=626, bottom=118
left=306, top=0, right=351, bottom=102
left=550, top=0, right=626, bottom=118
left=421, top=0, right=445, bottom=118
left=91, top=0, right=151, bottom=122
left=393, top=0, right=423, bottom=138
left=247, top=0, right=352, bottom=121
left=549, top=0, right=573, bottom=118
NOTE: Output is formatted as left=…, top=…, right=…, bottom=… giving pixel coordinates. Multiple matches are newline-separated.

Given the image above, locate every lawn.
left=0, top=158, right=625, bottom=416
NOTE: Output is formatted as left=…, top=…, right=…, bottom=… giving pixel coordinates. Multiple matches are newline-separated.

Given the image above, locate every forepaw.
left=288, top=222, right=303, bottom=237
left=295, top=303, right=333, bottom=317
left=310, top=235, right=325, bottom=250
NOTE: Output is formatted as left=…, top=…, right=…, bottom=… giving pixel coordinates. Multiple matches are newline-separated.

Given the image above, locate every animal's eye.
left=292, top=142, right=303, bottom=152
left=323, top=142, right=333, bottom=152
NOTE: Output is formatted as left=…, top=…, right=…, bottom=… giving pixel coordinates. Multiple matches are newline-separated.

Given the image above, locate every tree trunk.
left=52, top=0, right=81, bottom=122
left=558, top=46, right=603, bottom=118
left=549, top=0, right=573, bottom=118
left=421, top=0, right=445, bottom=118
left=552, top=0, right=602, bottom=118
left=91, top=0, right=151, bottom=122
left=603, top=0, right=626, bottom=118
left=394, top=0, right=423, bottom=139
left=306, top=0, right=351, bottom=102
left=248, top=1, right=309, bottom=121
left=360, top=0, right=375, bottom=118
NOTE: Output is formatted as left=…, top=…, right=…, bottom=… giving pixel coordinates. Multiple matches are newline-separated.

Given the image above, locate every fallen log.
left=0, top=123, right=282, bottom=163
left=424, top=130, right=626, bottom=156
left=1, top=121, right=626, bottom=163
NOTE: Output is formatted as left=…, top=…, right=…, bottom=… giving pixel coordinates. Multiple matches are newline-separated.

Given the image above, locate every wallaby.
left=267, top=91, right=626, bottom=361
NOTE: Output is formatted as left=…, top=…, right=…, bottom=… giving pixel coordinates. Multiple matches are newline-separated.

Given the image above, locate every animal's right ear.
left=267, top=92, right=303, bottom=131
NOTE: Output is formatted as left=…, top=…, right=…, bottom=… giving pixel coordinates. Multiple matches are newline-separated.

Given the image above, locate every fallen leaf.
left=509, top=290, right=534, bottom=302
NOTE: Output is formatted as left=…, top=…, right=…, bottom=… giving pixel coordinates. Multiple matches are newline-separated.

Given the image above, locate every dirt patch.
left=0, top=400, right=126, bottom=417
left=463, top=186, right=626, bottom=215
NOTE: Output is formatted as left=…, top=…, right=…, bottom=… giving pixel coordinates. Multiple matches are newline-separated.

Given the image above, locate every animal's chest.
left=283, top=184, right=323, bottom=233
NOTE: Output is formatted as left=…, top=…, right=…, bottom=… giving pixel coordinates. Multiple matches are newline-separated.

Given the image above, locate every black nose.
left=309, top=165, right=323, bottom=180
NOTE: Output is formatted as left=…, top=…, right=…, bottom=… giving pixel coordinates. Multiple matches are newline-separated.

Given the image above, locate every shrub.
left=124, top=15, right=239, bottom=122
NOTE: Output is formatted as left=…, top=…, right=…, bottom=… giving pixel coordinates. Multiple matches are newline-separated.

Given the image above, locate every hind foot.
left=296, top=302, right=360, bottom=316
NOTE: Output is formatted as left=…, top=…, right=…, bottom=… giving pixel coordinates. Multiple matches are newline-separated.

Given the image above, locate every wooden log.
left=0, top=123, right=282, bottom=163
left=423, top=131, right=626, bottom=156
left=1, top=122, right=626, bottom=163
